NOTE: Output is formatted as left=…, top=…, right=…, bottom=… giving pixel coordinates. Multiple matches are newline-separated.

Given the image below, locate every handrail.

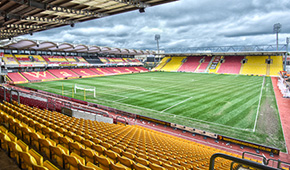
left=9, top=89, right=20, bottom=104
left=62, top=101, right=72, bottom=109
left=47, top=101, right=56, bottom=111
left=267, top=159, right=290, bottom=169
left=242, top=151, right=267, bottom=165
left=209, top=153, right=278, bottom=170
left=116, top=116, right=127, bottom=125
left=0, top=86, right=6, bottom=101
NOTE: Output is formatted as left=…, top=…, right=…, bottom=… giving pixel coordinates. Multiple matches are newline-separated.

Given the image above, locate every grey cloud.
left=20, top=0, right=290, bottom=51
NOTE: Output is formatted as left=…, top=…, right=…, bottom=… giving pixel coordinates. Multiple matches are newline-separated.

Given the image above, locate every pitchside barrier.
left=171, top=123, right=218, bottom=139
left=218, top=135, right=280, bottom=155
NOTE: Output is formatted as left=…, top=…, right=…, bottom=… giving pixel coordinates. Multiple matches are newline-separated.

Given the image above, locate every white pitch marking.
left=253, top=76, right=265, bottom=132
left=161, top=97, right=192, bottom=113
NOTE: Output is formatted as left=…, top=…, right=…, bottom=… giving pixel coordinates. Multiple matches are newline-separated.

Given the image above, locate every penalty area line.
left=161, top=97, right=192, bottom=113
left=253, top=76, right=265, bottom=132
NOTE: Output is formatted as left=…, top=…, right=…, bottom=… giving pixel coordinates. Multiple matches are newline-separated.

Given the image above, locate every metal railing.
left=116, top=116, right=127, bottom=125
left=209, top=153, right=279, bottom=170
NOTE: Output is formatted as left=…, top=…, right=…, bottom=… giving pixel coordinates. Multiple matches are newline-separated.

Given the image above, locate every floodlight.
left=273, top=23, right=282, bottom=51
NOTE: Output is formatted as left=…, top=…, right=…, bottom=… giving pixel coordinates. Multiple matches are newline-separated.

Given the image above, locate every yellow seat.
left=134, top=156, right=150, bottom=166
left=59, top=136, right=72, bottom=149
left=149, top=163, right=166, bottom=170
left=41, top=127, right=52, bottom=138
left=39, top=138, right=55, bottom=158
left=50, top=131, right=62, bottom=144
left=43, top=160, right=60, bottom=170
left=92, top=144, right=106, bottom=155
left=50, top=145, right=69, bottom=167
left=21, top=126, right=33, bottom=144
left=104, top=149, right=119, bottom=163
left=78, top=162, right=102, bottom=170
left=19, top=151, right=38, bottom=170
left=29, top=132, right=44, bottom=151
left=133, top=163, right=151, bottom=170
left=80, top=147, right=97, bottom=164
left=0, top=132, right=11, bottom=151
left=69, top=141, right=84, bottom=155
left=35, top=123, right=45, bottom=132
left=81, top=139, right=93, bottom=148
left=95, top=154, right=111, bottom=170
left=122, top=151, right=135, bottom=160
left=111, top=162, right=131, bottom=170
left=63, top=153, right=84, bottom=170
left=7, top=141, right=22, bottom=162
left=72, top=134, right=84, bottom=143
left=7, top=131, right=17, bottom=142
left=162, top=163, right=177, bottom=170
left=118, top=155, right=133, bottom=169
left=32, top=164, right=49, bottom=170
left=29, top=149, right=44, bottom=166
left=111, top=146, right=123, bottom=155
left=136, top=152, right=148, bottom=160
left=148, top=157, right=163, bottom=166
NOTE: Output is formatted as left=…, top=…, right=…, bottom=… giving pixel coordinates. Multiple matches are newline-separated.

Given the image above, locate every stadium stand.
left=178, top=56, right=204, bottom=72
left=125, top=66, right=148, bottom=73
left=270, top=56, right=283, bottom=76
left=196, top=56, right=212, bottom=73
left=64, top=56, right=89, bottom=65
left=208, top=56, right=222, bottom=73
left=114, top=67, right=132, bottom=73
left=0, top=100, right=247, bottom=170
left=114, top=58, right=125, bottom=65
left=152, top=57, right=171, bottom=71
left=90, top=67, right=113, bottom=75
left=104, top=67, right=123, bottom=74
left=135, top=66, right=149, bottom=72
left=82, top=56, right=103, bottom=64
left=70, top=68, right=98, bottom=77
left=161, top=57, right=187, bottom=72
left=21, top=71, right=57, bottom=81
left=14, top=54, right=47, bottom=65
left=3, top=54, right=19, bottom=65
left=99, top=57, right=109, bottom=64
left=217, top=56, right=244, bottom=74
left=48, top=69, right=79, bottom=79
left=241, top=56, right=268, bottom=75
left=6, top=72, right=28, bottom=84
left=42, top=55, right=69, bottom=65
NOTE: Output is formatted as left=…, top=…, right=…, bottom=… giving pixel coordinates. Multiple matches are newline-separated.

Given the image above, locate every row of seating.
left=99, top=57, right=142, bottom=65
left=6, top=66, right=149, bottom=84
left=154, top=56, right=283, bottom=76
left=3, top=54, right=142, bottom=66
left=0, top=100, right=249, bottom=170
left=0, top=111, right=59, bottom=169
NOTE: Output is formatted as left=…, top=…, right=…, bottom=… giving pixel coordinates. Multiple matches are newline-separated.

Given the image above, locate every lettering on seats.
left=80, top=70, right=90, bottom=75
left=113, top=69, right=121, bottom=73
left=97, top=69, right=105, bottom=74
left=24, top=72, right=47, bottom=78
left=60, top=72, right=72, bottom=77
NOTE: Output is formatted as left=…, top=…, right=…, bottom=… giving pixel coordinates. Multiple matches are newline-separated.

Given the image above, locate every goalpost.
left=74, top=84, right=96, bottom=98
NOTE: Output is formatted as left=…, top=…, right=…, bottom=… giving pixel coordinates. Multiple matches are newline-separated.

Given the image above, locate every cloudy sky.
left=21, top=0, right=290, bottom=51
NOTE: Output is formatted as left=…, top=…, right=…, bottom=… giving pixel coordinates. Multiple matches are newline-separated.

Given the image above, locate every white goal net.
left=74, top=84, right=96, bottom=97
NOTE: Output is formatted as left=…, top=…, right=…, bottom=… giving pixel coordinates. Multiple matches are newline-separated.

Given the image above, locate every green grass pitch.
left=19, top=72, right=286, bottom=151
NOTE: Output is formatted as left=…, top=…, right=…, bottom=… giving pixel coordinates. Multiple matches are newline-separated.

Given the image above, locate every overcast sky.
left=21, top=0, right=290, bottom=51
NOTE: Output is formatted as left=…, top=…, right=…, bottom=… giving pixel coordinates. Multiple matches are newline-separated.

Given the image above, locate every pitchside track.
left=20, top=72, right=286, bottom=151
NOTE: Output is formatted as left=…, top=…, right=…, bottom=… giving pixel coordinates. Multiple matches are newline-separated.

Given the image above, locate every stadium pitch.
left=20, top=72, right=286, bottom=151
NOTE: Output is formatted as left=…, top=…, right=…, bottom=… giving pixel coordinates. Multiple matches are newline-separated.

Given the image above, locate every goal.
left=74, top=84, right=96, bottom=98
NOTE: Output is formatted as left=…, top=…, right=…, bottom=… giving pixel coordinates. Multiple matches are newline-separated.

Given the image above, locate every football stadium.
left=0, top=0, right=290, bottom=170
